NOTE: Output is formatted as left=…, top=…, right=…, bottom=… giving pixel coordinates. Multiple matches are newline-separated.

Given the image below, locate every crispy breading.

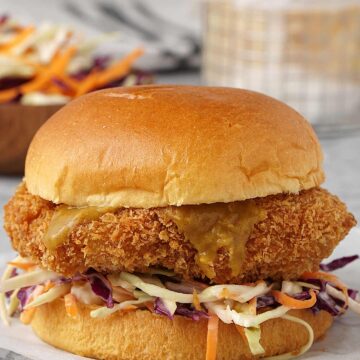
left=4, top=184, right=356, bottom=283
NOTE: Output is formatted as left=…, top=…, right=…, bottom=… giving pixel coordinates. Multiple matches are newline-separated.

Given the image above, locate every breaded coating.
left=4, top=184, right=356, bottom=283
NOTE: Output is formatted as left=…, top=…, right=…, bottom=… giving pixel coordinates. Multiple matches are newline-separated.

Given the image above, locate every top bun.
left=25, top=85, right=324, bottom=208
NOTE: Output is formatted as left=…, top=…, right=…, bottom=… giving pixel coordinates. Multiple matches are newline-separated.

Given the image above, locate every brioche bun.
left=25, top=85, right=324, bottom=208
left=31, top=299, right=332, bottom=360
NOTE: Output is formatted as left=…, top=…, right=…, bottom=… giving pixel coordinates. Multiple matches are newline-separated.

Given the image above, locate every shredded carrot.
left=8, top=261, right=36, bottom=271
left=75, top=47, right=144, bottom=96
left=0, top=26, right=34, bottom=52
left=206, top=314, right=219, bottom=360
left=20, top=46, right=77, bottom=94
left=271, top=289, right=317, bottom=309
left=73, top=68, right=99, bottom=97
left=193, top=289, right=202, bottom=311
left=50, top=46, right=77, bottom=74
left=0, top=35, right=144, bottom=103
left=301, top=271, right=349, bottom=308
left=96, top=48, right=144, bottom=85
left=56, top=74, right=79, bottom=91
left=64, top=293, right=78, bottom=319
left=20, top=307, right=37, bottom=324
left=0, top=88, right=18, bottom=103
left=44, top=84, right=63, bottom=94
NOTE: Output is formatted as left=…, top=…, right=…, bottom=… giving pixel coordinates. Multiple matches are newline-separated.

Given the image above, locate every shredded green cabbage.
left=281, top=281, right=302, bottom=295
left=326, top=284, right=360, bottom=314
left=0, top=269, right=59, bottom=293
left=0, top=255, right=354, bottom=360
left=231, top=305, right=290, bottom=327
left=90, top=297, right=153, bottom=319
left=7, top=288, right=20, bottom=316
left=120, top=272, right=270, bottom=305
left=200, top=282, right=270, bottom=303
left=293, top=282, right=320, bottom=290
left=107, top=274, right=136, bottom=291
left=120, top=272, right=194, bottom=303
left=0, top=262, right=18, bottom=326
left=206, top=302, right=290, bottom=328
left=244, top=327, right=265, bottom=355
left=25, top=284, right=71, bottom=309
left=0, top=293, right=9, bottom=326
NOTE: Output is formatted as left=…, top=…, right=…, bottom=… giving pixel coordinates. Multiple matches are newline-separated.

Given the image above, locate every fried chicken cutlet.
left=4, top=183, right=356, bottom=284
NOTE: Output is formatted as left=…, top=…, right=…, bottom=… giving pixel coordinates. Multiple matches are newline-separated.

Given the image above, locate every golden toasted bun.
left=31, top=299, right=333, bottom=360
left=25, top=85, right=324, bottom=208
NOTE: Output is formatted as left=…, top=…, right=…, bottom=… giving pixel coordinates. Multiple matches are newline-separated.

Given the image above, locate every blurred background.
left=0, top=0, right=359, bottom=252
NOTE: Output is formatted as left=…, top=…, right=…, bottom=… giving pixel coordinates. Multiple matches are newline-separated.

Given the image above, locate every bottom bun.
left=31, top=299, right=333, bottom=360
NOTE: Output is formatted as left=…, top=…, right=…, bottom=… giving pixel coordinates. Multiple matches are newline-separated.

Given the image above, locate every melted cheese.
left=164, top=201, right=266, bottom=279
left=44, top=205, right=113, bottom=249
left=44, top=201, right=265, bottom=278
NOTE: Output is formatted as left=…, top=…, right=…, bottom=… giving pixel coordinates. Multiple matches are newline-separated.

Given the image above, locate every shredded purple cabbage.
left=349, top=289, right=358, bottom=300
left=51, top=77, right=71, bottom=92
left=54, top=276, right=73, bottom=285
left=300, top=279, right=344, bottom=316
left=10, top=268, right=18, bottom=278
left=93, top=55, right=112, bottom=70
left=256, top=295, right=276, bottom=309
left=320, top=255, right=359, bottom=272
left=17, top=286, right=36, bottom=310
left=0, top=78, right=26, bottom=92
left=0, top=15, right=8, bottom=25
left=292, top=291, right=312, bottom=301
left=175, top=304, right=209, bottom=321
left=154, top=298, right=174, bottom=319
left=258, top=291, right=312, bottom=308
left=165, top=281, right=195, bottom=294
left=7, top=251, right=359, bottom=322
left=154, top=299, right=209, bottom=321
left=85, top=271, right=114, bottom=308
left=312, top=291, right=341, bottom=316
left=304, top=279, right=326, bottom=291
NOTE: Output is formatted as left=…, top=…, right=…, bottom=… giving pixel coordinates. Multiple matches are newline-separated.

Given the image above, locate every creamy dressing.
left=71, top=282, right=103, bottom=305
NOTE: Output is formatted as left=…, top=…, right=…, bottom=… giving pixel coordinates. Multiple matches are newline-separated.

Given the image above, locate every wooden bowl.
left=0, top=104, right=62, bottom=174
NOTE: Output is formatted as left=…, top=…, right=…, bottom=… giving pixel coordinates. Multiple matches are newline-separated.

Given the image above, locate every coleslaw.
left=0, top=255, right=359, bottom=359
left=0, top=17, right=152, bottom=105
